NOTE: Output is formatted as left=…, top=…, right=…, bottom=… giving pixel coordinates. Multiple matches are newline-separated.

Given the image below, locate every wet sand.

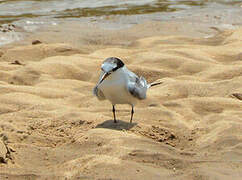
left=0, top=20, right=242, bottom=180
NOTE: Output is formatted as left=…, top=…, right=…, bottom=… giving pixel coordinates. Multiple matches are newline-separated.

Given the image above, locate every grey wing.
left=127, top=76, right=148, bottom=100
left=126, top=68, right=139, bottom=82
left=93, top=85, right=106, bottom=100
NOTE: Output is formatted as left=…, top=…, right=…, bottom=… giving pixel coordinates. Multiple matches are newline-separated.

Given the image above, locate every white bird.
left=93, top=57, right=161, bottom=123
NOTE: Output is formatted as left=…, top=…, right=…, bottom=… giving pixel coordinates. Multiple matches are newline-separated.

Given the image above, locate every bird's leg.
left=112, top=105, right=117, bottom=123
left=130, top=106, right=134, bottom=123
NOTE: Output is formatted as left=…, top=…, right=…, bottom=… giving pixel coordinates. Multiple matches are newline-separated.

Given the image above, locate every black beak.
left=97, top=72, right=110, bottom=85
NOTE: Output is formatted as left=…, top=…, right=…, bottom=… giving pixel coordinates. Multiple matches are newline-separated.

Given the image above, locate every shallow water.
left=0, top=0, right=242, bottom=24
left=0, top=0, right=242, bottom=46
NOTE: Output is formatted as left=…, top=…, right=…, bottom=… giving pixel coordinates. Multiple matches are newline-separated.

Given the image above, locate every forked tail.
left=139, top=76, right=162, bottom=88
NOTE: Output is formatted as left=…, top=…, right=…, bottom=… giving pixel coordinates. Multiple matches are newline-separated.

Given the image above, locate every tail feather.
left=148, top=82, right=162, bottom=88
left=151, top=82, right=162, bottom=87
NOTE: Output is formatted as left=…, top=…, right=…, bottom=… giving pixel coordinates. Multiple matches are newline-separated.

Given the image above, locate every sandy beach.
left=0, top=16, right=242, bottom=179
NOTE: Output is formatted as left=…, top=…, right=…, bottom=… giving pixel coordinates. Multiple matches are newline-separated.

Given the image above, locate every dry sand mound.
left=0, top=28, right=242, bottom=180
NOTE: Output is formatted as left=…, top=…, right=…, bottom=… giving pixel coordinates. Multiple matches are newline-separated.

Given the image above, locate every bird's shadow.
left=95, top=119, right=137, bottom=131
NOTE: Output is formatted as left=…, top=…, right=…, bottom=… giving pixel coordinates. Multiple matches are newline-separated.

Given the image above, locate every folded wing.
left=127, top=74, right=148, bottom=100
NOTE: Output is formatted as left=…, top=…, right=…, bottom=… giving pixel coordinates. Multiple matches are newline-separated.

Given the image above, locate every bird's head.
left=97, top=57, right=124, bottom=85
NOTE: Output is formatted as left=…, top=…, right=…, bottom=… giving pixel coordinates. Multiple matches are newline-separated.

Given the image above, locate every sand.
left=0, top=24, right=242, bottom=180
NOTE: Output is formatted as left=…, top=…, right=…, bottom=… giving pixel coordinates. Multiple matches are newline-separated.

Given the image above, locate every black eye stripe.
left=115, top=57, right=124, bottom=69
left=109, top=57, right=124, bottom=72
left=102, top=57, right=125, bottom=72
left=112, top=66, right=119, bottom=72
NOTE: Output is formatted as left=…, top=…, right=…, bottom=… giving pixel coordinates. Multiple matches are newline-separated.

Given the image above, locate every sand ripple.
left=0, top=28, right=242, bottom=179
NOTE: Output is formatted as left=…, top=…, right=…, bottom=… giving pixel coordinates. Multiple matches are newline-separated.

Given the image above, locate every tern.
left=93, top=57, right=161, bottom=123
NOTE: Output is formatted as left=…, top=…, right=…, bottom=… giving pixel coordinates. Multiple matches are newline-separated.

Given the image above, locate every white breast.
left=98, top=68, right=137, bottom=105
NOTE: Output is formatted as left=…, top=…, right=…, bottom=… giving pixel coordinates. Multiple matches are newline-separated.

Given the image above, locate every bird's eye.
left=101, top=67, right=104, bottom=72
